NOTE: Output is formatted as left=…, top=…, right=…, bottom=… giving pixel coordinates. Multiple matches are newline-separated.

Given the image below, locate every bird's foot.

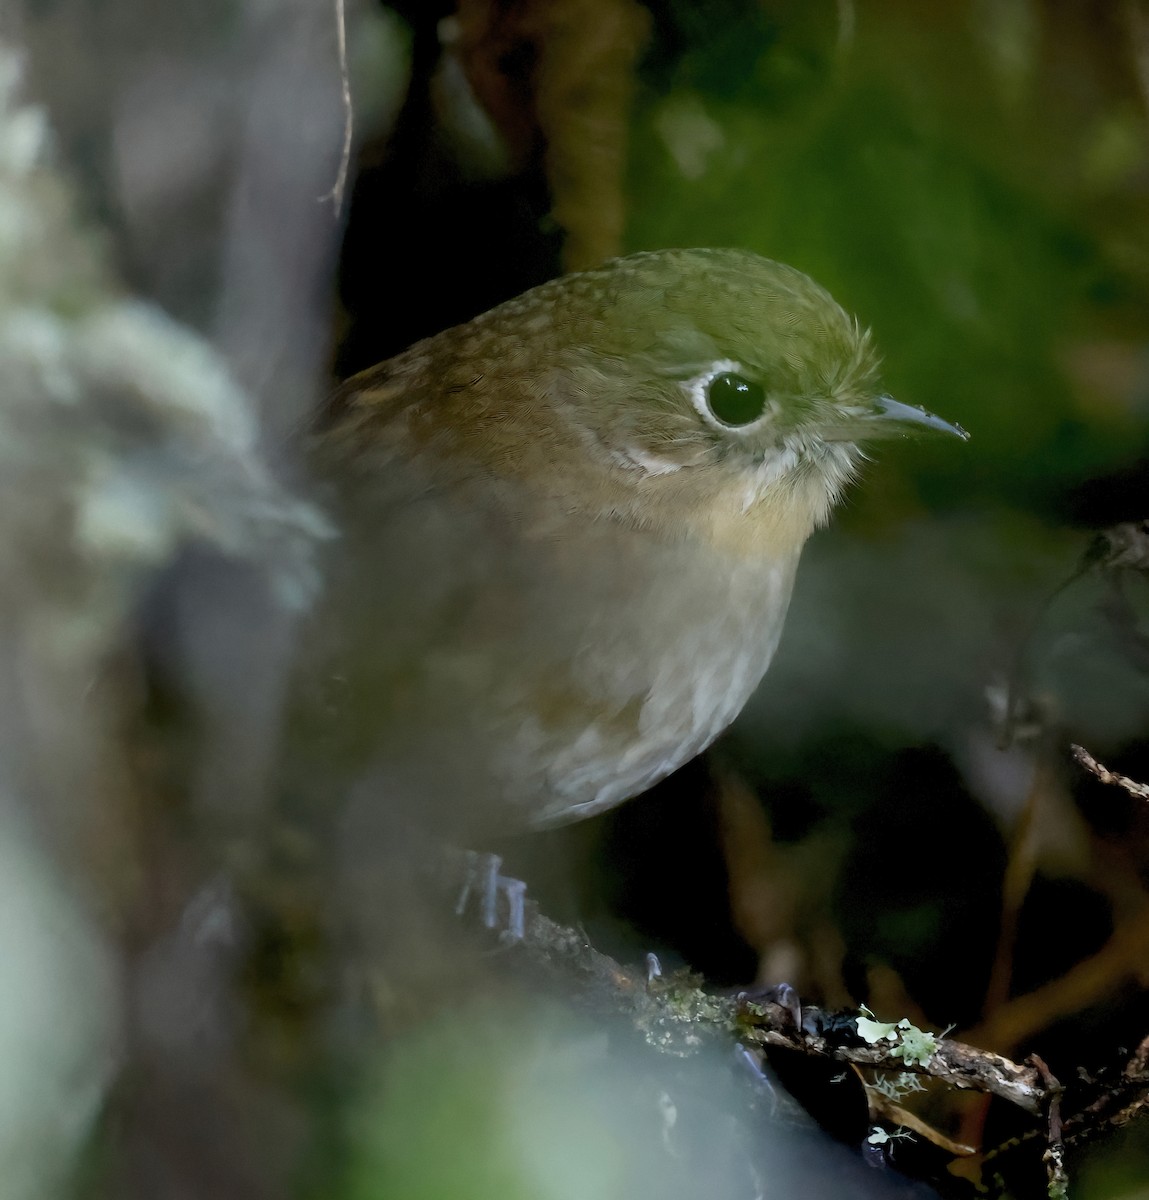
left=454, top=850, right=526, bottom=943
left=735, top=981, right=804, bottom=1029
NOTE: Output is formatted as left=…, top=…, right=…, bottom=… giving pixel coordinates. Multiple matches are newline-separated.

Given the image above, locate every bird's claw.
left=455, top=850, right=526, bottom=943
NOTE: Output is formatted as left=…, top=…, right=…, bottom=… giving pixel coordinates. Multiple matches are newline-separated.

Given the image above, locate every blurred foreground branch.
left=0, top=28, right=328, bottom=1198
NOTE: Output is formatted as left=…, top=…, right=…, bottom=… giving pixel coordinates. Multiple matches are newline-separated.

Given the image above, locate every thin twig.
left=1125, top=1, right=1149, bottom=119
left=1030, top=1054, right=1068, bottom=1199
left=1071, top=744, right=1149, bottom=800
left=321, top=0, right=353, bottom=212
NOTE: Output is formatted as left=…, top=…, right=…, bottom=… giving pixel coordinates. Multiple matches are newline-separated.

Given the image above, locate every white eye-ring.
left=683, top=360, right=769, bottom=431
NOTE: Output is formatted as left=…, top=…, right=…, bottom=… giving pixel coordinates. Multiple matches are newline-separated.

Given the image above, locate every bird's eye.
left=705, top=372, right=766, bottom=427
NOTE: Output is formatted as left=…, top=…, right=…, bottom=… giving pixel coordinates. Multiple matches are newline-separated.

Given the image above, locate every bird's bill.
left=862, top=394, right=969, bottom=441
left=818, top=394, right=968, bottom=442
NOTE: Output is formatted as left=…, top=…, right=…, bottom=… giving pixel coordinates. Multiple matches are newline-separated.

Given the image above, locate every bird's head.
left=331, top=248, right=965, bottom=555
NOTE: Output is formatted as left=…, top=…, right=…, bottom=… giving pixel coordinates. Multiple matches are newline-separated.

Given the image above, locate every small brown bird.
left=304, top=249, right=964, bottom=836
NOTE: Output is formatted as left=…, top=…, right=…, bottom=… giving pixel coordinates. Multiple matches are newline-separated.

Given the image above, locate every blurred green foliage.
left=627, top=0, right=1149, bottom=517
